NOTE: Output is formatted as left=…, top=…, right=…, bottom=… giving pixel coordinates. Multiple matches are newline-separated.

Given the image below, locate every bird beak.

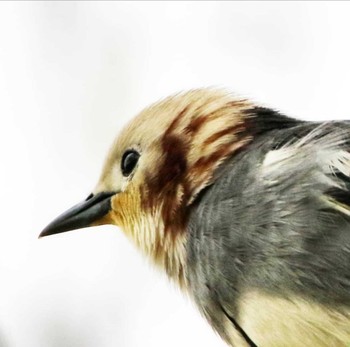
left=39, top=191, right=116, bottom=238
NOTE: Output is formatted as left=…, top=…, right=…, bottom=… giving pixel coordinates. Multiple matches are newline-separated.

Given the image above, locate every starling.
left=41, top=89, right=350, bottom=347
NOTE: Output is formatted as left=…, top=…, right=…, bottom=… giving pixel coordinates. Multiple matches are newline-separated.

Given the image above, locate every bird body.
left=187, top=119, right=350, bottom=346
left=41, top=89, right=350, bottom=346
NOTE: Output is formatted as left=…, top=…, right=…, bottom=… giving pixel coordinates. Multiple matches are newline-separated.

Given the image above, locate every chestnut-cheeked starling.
left=40, top=89, right=350, bottom=347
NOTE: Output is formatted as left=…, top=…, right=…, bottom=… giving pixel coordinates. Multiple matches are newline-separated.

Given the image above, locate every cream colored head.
left=41, top=88, right=252, bottom=285
left=96, top=89, right=251, bottom=280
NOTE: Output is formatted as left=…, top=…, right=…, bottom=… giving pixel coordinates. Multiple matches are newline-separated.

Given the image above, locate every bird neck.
left=125, top=210, right=188, bottom=288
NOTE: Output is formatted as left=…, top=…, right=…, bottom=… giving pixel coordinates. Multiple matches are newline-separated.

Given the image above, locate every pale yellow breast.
left=225, top=291, right=350, bottom=347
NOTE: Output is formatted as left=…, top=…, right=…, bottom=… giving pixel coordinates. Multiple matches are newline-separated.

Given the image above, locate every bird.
left=40, top=88, right=350, bottom=347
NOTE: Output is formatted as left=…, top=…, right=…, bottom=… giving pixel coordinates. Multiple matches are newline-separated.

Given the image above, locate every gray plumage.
left=187, top=120, right=350, bottom=345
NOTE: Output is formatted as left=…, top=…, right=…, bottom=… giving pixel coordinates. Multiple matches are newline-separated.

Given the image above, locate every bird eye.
left=121, top=150, right=140, bottom=177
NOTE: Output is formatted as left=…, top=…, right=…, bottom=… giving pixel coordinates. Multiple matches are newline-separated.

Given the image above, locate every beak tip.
left=38, top=231, right=47, bottom=239
left=38, top=227, right=52, bottom=239
left=38, top=191, right=115, bottom=240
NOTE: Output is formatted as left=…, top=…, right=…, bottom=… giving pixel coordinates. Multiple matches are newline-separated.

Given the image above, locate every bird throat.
left=127, top=209, right=188, bottom=288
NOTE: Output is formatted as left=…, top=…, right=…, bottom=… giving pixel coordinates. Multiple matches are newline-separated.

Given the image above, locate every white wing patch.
left=262, top=123, right=350, bottom=216
left=263, top=147, right=295, bottom=169
left=263, top=123, right=349, bottom=177
left=327, top=150, right=350, bottom=177
left=264, top=147, right=350, bottom=180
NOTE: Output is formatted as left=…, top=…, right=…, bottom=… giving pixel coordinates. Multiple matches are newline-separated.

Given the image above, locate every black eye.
left=121, top=150, right=140, bottom=177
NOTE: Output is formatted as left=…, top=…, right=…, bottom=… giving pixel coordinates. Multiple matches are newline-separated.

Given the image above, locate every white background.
left=1, top=2, right=350, bottom=347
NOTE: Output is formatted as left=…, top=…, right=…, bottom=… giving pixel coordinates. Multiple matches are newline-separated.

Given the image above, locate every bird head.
left=40, top=89, right=252, bottom=285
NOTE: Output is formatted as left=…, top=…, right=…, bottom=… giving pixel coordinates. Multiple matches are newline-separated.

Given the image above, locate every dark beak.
left=39, top=191, right=116, bottom=238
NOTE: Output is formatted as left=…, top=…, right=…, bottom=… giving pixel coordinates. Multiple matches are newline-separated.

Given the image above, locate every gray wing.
left=186, top=122, right=350, bottom=343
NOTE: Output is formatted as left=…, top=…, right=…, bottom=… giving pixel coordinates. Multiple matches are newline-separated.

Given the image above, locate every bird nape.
left=40, top=88, right=350, bottom=347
